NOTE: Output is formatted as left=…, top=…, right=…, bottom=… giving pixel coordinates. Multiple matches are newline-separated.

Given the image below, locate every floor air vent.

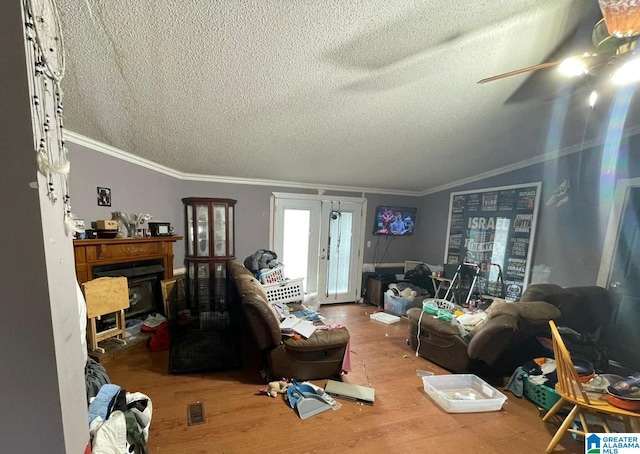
left=187, top=402, right=205, bottom=426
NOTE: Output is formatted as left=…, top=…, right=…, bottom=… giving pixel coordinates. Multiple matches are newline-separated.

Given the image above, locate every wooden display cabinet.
left=182, top=197, right=236, bottom=314
left=173, top=198, right=240, bottom=373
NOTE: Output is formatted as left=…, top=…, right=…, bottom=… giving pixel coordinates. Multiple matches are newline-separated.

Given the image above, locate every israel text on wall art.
left=444, top=182, right=541, bottom=301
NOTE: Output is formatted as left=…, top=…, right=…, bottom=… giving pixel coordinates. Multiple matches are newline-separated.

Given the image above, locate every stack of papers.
left=279, top=315, right=317, bottom=338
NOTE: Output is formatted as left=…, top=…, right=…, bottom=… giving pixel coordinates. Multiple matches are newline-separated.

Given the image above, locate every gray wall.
left=69, top=131, right=640, bottom=285
left=1, top=1, right=88, bottom=451
left=69, top=143, right=425, bottom=269
left=69, top=144, right=185, bottom=263
left=361, top=193, right=424, bottom=264
left=70, top=131, right=640, bottom=289
left=416, top=134, right=640, bottom=287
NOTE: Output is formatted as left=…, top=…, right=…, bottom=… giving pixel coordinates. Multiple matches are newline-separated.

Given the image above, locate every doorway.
left=598, top=178, right=640, bottom=370
left=271, top=193, right=366, bottom=305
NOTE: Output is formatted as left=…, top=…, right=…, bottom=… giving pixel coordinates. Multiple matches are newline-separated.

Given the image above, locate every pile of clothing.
left=88, top=384, right=152, bottom=454
left=505, top=357, right=557, bottom=397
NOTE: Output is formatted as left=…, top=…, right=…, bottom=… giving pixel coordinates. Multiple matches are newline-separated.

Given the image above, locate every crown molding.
left=419, top=124, right=640, bottom=196
left=64, top=131, right=419, bottom=196
left=66, top=125, right=640, bottom=199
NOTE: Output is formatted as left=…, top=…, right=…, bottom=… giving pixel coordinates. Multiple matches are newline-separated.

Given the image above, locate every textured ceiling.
left=55, top=0, right=640, bottom=194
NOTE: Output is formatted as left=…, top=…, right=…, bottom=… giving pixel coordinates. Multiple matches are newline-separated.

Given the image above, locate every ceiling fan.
left=478, top=1, right=640, bottom=94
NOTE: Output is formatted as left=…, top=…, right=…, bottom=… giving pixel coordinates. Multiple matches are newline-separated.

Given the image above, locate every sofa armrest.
left=228, top=259, right=282, bottom=349
left=242, top=293, right=282, bottom=350
left=283, top=327, right=350, bottom=351
left=467, top=314, right=519, bottom=365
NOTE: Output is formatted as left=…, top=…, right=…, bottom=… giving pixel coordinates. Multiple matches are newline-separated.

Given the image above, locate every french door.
left=271, top=193, right=366, bottom=304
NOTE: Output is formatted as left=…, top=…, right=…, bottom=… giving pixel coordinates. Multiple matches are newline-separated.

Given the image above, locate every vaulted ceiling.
left=56, top=0, right=640, bottom=194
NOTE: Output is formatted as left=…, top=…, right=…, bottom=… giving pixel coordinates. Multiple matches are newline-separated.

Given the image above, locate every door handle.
left=320, top=248, right=326, bottom=260
left=610, top=281, right=621, bottom=288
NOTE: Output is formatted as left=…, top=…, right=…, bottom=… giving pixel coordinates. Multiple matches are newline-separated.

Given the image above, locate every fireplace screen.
left=93, top=261, right=165, bottom=318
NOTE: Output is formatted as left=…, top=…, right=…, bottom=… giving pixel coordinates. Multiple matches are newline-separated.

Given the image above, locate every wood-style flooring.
left=105, top=303, right=584, bottom=453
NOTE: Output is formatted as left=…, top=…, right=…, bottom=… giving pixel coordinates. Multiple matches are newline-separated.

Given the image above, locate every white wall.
left=0, top=1, right=88, bottom=451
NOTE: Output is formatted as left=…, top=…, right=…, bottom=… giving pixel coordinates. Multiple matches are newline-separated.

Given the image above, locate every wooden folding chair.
left=543, top=320, right=640, bottom=452
left=82, top=277, right=130, bottom=353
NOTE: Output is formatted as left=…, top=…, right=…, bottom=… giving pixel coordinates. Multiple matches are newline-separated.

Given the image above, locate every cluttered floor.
left=104, top=302, right=583, bottom=453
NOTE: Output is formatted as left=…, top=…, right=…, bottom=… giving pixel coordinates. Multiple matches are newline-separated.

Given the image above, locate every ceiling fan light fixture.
left=598, top=0, right=640, bottom=37
left=558, top=57, right=589, bottom=77
left=611, top=53, right=640, bottom=84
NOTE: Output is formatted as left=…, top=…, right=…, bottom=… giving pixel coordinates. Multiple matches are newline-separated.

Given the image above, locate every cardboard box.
left=96, top=220, right=118, bottom=230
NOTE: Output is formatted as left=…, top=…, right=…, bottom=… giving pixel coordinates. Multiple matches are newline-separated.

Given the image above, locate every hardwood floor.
left=105, top=303, right=584, bottom=453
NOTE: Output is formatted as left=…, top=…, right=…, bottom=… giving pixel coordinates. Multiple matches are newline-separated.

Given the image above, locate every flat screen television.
left=373, top=206, right=417, bottom=236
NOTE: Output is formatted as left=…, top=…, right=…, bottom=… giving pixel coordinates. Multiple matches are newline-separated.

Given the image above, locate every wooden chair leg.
left=542, top=397, right=567, bottom=422
left=546, top=405, right=579, bottom=453
left=577, top=411, right=590, bottom=434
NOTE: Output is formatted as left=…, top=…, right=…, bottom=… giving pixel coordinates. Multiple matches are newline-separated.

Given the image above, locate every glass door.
left=318, top=201, right=363, bottom=304
left=273, top=198, right=322, bottom=294
left=272, top=194, right=365, bottom=305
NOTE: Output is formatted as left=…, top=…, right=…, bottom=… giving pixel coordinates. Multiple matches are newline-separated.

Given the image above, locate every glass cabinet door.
left=213, top=204, right=227, bottom=257
left=186, top=204, right=194, bottom=256
left=228, top=206, right=234, bottom=257
left=196, top=204, right=210, bottom=257
left=183, top=198, right=236, bottom=260
left=196, top=262, right=211, bottom=310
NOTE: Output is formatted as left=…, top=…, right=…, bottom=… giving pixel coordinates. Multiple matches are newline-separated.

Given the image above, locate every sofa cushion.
left=520, top=284, right=565, bottom=302
left=485, top=300, right=561, bottom=321
left=406, top=308, right=461, bottom=336
left=282, top=327, right=350, bottom=351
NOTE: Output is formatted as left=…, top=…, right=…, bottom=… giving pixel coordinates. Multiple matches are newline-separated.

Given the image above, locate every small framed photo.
left=97, top=187, right=111, bottom=207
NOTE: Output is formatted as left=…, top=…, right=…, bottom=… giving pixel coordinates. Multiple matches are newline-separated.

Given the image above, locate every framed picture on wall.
left=443, top=182, right=542, bottom=301
left=97, top=187, right=111, bottom=206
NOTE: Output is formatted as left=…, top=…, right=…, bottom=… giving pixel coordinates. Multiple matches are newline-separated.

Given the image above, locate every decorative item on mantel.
left=111, top=212, right=153, bottom=238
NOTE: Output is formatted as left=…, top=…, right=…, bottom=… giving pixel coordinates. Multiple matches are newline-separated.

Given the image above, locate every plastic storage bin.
left=523, top=375, right=560, bottom=410
left=125, top=319, right=143, bottom=338
left=384, top=293, right=422, bottom=316
left=422, top=374, right=507, bottom=413
left=263, top=278, right=304, bottom=304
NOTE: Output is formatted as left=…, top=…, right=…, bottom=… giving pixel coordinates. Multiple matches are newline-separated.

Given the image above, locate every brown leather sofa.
left=519, top=284, right=614, bottom=340
left=227, top=259, right=350, bottom=380
left=406, top=284, right=614, bottom=377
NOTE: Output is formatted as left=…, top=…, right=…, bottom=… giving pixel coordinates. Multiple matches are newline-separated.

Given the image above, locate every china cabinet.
left=182, top=197, right=236, bottom=312
left=171, top=198, right=239, bottom=373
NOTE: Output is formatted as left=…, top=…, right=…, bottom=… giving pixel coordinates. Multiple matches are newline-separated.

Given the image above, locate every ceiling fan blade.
left=477, top=61, right=562, bottom=84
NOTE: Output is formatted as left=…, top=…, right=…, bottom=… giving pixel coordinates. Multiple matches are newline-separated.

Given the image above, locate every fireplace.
left=73, top=236, right=182, bottom=318
left=93, top=260, right=164, bottom=319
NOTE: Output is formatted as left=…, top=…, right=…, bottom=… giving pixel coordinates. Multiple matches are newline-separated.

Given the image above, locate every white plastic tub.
left=422, top=374, right=507, bottom=413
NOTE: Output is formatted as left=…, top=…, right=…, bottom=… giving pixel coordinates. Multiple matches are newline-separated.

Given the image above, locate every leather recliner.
left=406, top=284, right=614, bottom=377
left=227, top=259, right=350, bottom=381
